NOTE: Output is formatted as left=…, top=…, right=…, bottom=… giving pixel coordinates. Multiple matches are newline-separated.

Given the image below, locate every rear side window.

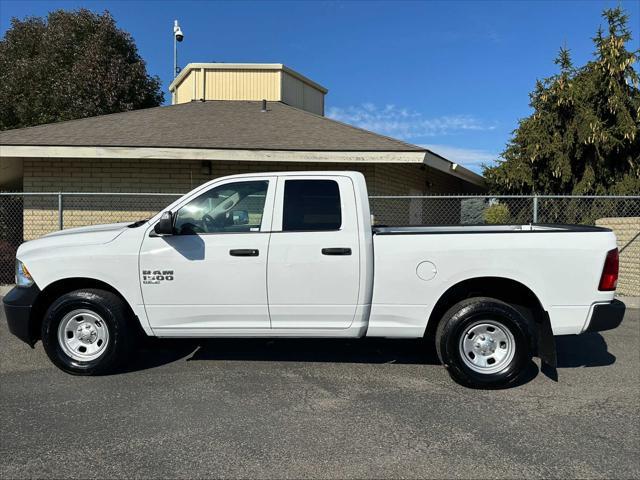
left=282, top=180, right=341, bottom=231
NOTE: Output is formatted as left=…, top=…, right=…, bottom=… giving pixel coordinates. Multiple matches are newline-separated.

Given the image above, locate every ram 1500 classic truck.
left=3, top=171, right=625, bottom=387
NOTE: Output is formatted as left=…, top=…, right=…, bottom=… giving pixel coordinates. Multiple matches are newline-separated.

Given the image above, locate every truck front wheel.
left=435, top=297, right=534, bottom=388
left=41, top=289, right=135, bottom=375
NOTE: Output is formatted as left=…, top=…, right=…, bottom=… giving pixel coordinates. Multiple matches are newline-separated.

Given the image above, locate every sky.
left=1, top=0, right=638, bottom=173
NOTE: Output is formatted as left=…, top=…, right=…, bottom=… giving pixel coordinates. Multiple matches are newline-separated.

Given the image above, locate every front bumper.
left=585, top=299, right=626, bottom=333
left=3, top=284, right=41, bottom=347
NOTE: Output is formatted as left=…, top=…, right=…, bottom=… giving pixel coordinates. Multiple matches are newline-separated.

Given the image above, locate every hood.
left=18, top=222, right=133, bottom=258
left=43, top=222, right=132, bottom=239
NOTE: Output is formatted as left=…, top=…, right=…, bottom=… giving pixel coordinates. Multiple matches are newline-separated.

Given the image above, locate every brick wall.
left=596, top=217, right=640, bottom=297
left=21, top=157, right=481, bottom=238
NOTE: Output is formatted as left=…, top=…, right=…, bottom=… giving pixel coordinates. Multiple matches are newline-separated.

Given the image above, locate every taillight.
left=598, top=248, right=619, bottom=291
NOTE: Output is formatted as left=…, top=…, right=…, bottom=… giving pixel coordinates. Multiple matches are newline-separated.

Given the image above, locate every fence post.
left=58, top=193, right=63, bottom=230
left=532, top=195, right=538, bottom=223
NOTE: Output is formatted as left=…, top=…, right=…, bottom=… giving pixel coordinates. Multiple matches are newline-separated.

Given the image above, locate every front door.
left=267, top=176, right=360, bottom=329
left=140, top=177, right=275, bottom=334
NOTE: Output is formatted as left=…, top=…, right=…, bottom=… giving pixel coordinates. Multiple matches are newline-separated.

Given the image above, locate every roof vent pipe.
left=261, top=99, right=267, bottom=112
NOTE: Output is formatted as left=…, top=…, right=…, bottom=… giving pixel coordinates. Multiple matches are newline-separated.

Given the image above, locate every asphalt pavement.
left=1, top=300, right=638, bottom=479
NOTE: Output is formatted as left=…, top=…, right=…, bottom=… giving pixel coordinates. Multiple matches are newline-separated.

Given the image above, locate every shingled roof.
left=0, top=101, right=425, bottom=152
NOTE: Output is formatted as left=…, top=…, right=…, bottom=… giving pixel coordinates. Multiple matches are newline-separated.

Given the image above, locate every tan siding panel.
left=174, top=71, right=195, bottom=104
left=203, top=69, right=281, bottom=101
left=302, top=84, right=324, bottom=115
left=192, top=69, right=200, bottom=100
left=282, top=72, right=324, bottom=114
left=281, top=72, right=304, bottom=109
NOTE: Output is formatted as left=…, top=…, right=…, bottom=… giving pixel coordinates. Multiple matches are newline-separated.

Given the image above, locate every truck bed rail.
left=372, top=224, right=612, bottom=235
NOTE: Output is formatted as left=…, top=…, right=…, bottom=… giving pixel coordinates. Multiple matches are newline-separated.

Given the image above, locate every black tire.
left=435, top=297, right=534, bottom=388
left=41, top=289, right=135, bottom=375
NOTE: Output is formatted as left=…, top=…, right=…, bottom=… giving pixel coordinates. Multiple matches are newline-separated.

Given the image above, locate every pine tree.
left=484, top=7, right=639, bottom=195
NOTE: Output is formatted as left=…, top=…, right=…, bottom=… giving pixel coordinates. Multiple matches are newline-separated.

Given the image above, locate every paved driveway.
left=1, top=300, right=638, bottom=479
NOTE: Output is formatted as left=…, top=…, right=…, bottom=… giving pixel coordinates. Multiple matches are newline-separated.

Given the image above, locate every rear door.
left=267, top=176, right=360, bottom=329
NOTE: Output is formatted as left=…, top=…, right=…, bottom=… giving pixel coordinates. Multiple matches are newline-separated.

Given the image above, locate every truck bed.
left=367, top=223, right=616, bottom=337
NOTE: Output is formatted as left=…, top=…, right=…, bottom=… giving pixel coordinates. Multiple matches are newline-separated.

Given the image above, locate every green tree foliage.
left=484, top=7, right=639, bottom=195
left=0, top=9, right=163, bottom=130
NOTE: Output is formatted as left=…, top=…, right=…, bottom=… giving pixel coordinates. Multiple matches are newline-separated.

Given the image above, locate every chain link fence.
left=369, top=195, right=640, bottom=226
left=0, top=193, right=180, bottom=284
left=1, top=192, right=639, bottom=293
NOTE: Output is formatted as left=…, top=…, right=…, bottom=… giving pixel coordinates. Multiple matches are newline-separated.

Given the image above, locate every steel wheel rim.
left=458, top=320, right=516, bottom=374
left=57, top=309, right=110, bottom=362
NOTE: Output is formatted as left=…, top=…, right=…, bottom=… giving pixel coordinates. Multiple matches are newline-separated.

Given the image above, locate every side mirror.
left=154, top=211, right=174, bottom=235
left=231, top=209, right=249, bottom=225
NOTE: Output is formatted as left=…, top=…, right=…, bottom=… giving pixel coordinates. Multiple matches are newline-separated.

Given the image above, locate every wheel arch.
left=425, top=276, right=547, bottom=343
left=30, top=277, right=142, bottom=343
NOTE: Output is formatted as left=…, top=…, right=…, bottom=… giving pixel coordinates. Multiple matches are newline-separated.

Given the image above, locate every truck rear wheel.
left=41, top=289, right=135, bottom=375
left=435, top=297, right=533, bottom=388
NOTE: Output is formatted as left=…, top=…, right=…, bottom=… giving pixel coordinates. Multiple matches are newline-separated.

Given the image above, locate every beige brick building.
left=1, top=63, right=484, bottom=239
left=596, top=217, right=640, bottom=296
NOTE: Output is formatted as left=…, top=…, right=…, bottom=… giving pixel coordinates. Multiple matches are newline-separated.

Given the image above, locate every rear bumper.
left=3, top=284, right=40, bottom=347
left=584, top=300, right=626, bottom=333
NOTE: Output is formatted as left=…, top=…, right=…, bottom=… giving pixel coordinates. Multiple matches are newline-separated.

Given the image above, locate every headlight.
left=15, top=260, right=34, bottom=287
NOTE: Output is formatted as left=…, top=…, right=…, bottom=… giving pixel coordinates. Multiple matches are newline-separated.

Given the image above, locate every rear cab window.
left=282, top=180, right=342, bottom=231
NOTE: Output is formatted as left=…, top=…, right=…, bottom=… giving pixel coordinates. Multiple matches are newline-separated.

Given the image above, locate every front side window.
left=282, top=180, right=341, bottom=231
left=174, top=181, right=268, bottom=234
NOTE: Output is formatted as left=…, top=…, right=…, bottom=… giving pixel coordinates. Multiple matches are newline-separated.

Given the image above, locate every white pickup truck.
left=4, top=171, right=625, bottom=387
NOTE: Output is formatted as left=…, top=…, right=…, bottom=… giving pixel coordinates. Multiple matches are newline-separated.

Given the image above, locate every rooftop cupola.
left=168, top=63, right=328, bottom=115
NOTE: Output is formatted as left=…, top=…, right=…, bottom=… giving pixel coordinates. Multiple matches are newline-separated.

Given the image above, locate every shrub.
left=484, top=203, right=511, bottom=224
